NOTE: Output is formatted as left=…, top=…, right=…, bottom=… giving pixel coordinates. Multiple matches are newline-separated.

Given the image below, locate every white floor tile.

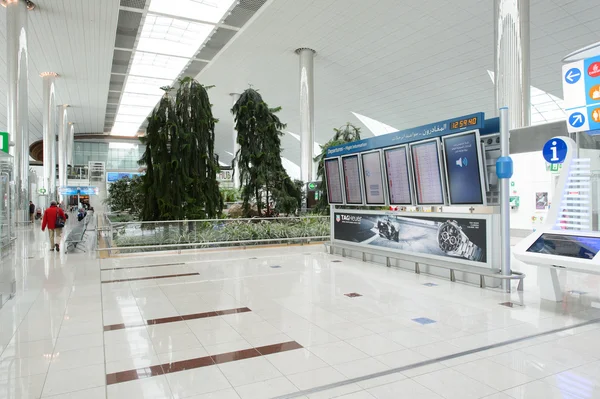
left=0, top=374, right=46, bottom=399
left=452, top=359, right=534, bottom=391
left=218, top=357, right=282, bottom=387
left=413, top=368, right=498, bottom=399
left=48, top=346, right=105, bottom=372
left=287, top=366, right=347, bottom=391
left=0, top=356, right=51, bottom=381
left=335, top=391, right=375, bottom=399
left=487, top=349, right=567, bottom=379
left=54, top=333, right=103, bottom=353
left=42, top=363, right=105, bottom=397
left=368, top=378, right=443, bottom=399
left=166, top=365, right=231, bottom=397
left=346, top=335, right=404, bottom=356
left=43, top=386, right=106, bottom=399
left=234, top=376, right=297, bottom=399
left=309, top=341, right=370, bottom=366
left=265, top=348, right=328, bottom=375
left=106, top=375, right=172, bottom=399
left=285, top=327, right=340, bottom=347
left=185, top=388, right=240, bottom=399
left=503, top=379, right=587, bottom=399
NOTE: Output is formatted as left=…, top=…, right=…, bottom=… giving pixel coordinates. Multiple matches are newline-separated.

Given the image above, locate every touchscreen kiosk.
left=383, top=146, right=413, bottom=205
left=410, top=139, right=445, bottom=205
left=442, top=130, right=486, bottom=205
left=361, top=151, right=386, bottom=205
left=324, top=158, right=344, bottom=204
left=342, top=155, right=363, bottom=204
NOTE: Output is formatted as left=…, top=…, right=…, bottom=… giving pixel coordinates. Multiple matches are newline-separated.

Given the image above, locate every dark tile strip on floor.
left=106, top=341, right=303, bottom=385
left=103, top=307, right=252, bottom=331
left=101, top=272, right=200, bottom=284
left=101, top=262, right=186, bottom=271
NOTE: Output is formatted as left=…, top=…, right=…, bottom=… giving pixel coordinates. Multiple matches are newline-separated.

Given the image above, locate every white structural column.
left=57, top=105, right=69, bottom=205
left=67, top=122, right=75, bottom=165
left=296, top=48, right=316, bottom=183
left=494, top=0, right=531, bottom=129
left=6, top=0, right=30, bottom=223
left=41, top=72, right=57, bottom=205
left=230, top=93, right=241, bottom=189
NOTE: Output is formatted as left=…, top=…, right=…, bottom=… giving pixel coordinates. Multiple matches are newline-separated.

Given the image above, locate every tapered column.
left=67, top=122, right=75, bottom=166
left=57, top=105, right=69, bottom=205
left=6, top=0, right=30, bottom=223
left=494, top=0, right=531, bottom=129
left=41, top=72, right=57, bottom=205
left=230, top=93, right=240, bottom=189
left=296, top=48, right=316, bottom=183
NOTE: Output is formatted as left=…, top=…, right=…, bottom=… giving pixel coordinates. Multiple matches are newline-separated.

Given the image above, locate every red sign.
left=588, top=62, right=600, bottom=78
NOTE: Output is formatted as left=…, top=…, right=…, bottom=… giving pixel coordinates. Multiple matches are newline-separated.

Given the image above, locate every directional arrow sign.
left=565, top=68, right=581, bottom=84
left=569, top=112, right=585, bottom=128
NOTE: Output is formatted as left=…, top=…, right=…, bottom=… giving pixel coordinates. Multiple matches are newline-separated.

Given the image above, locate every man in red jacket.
left=42, top=201, right=67, bottom=251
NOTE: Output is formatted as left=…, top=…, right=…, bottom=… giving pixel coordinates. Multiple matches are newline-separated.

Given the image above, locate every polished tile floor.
left=1, top=223, right=600, bottom=398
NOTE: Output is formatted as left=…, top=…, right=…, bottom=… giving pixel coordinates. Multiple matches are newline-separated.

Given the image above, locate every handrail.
left=103, top=215, right=328, bottom=226
left=324, top=242, right=525, bottom=292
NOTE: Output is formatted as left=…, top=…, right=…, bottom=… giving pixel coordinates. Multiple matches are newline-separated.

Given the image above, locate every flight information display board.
left=526, top=233, right=600, bottom=260
left=342, top=155, right=363, bottom=204
left=410, top=139, right=445, bottom=205
left=442, top=130, right=486, bottom=205
left=361, top=151, right=386, bottom=205
left=383, top=146, right=413, bottom=205
left=324, top=158, right=344, bottom=204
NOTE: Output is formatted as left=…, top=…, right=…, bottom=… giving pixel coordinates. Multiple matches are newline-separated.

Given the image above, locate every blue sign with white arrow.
left=569, top=112, right=585, bottom=128
left=565, top=67, right=581, bottom=84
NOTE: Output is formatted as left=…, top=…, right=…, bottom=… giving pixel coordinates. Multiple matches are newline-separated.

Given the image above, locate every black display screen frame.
left=360, top=150, right=387, bottom=206
left=409, top=139, right=446, bottom=206
left=526, top=233, right=600, bottom=260
left=342, top=154, right=364, bottom=205
left=383, top=145, right=413, bottom=206
left=324, top=158, right=344, bottom=205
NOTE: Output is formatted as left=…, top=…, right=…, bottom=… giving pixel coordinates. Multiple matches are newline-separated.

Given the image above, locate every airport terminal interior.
left=2, top=0, right=600, bottom=398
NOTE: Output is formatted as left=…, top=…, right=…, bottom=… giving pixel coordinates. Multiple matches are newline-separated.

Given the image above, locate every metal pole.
left=41, top=72, right=57, bottom=207
left=296, top=47, right=316, bottom=183
left=498, top=107, right=512, bottom=293
left=6, top=0, right=30, bottom=223
left=57, top=105, right=69, bottom=206
left=230, top=93, right=241, bottom=189
left=494, top=0, right=531, bottom=128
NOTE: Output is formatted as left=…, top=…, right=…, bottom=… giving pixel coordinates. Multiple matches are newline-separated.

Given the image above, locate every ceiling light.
left=149, top=0, right=237, bottom=23
left=111, top=122, right=142, bottom=137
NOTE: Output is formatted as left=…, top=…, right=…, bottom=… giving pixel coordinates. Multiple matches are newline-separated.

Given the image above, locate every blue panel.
left=325, top=112, right=485, bottom=158
left=480, top=117, right=500, bottom=136
left=496, top=156, right=513, bottom=179
left=412, top=317, right=436, bottom=325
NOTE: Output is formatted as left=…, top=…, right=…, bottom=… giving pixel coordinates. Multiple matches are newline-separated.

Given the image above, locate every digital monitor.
left=383, top=146, right=413, bottom=205
left=342, top=155, right=363, bottom=204
left=410, top=139, right=445, bottom=205
left=526, top=233, right=600, bottom=260
left=443, top=130, right=486, bottom=205
left=324, top=158, right=344, bottom=204
left=361, top=151, right=386, bottom=205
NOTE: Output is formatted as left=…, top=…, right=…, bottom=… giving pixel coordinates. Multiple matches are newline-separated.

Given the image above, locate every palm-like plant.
left=232, top=88, right=301, bottom=216
left=138, top=79, right=222, bottom=221
left=314, top=123, right=362, bottom=214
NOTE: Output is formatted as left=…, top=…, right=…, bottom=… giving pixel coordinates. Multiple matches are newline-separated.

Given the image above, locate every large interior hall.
left=1, top=0, right=600, bottom=398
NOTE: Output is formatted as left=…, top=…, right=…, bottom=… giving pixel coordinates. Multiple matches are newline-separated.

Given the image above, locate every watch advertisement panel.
left=333, top=212, right=487, bottom=263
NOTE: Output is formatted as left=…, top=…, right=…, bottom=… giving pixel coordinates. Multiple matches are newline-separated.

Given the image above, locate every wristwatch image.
left=437, top=220, right=484, bottom=261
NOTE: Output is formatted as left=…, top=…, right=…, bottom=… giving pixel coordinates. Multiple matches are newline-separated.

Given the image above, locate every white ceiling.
left=0, top=0, right=120, bottom=142
left=198, top=0, right=600, bottom=166
left=1, top=0, right=599, bottom=169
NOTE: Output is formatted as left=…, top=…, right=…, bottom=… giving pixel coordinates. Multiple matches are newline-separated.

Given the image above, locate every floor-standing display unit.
left=325, top=112, right=514, bottom=287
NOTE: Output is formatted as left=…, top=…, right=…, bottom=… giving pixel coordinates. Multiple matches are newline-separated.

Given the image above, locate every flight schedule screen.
left=443, top=132, right=484, bottom=205
left=411, top=140, right=445, bottom=205
left=325, top=158, right=343, bottom=204
left=384, top=146, right=412, bottom=205
left=342, top=155, right=363, bottom=204
left=361, top=151, right=385, bottom=205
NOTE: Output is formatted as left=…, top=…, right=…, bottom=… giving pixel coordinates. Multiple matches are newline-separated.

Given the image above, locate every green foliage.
left=112, top=217, right=330, bottom=249
left=314, top=123, right=362, bottom=214
left=139, top=78, right=223, bottom=221
left=105, top=176, right=143, bottom=216
left=232, top=88, right=301, bottom=217
left=107, top=214, right=137, bottom=223
left=220, top=188, right=240, bottom=203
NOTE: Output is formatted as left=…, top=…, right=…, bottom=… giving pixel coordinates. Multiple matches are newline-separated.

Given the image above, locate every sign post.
left=562, top=54, right=600, bottom=133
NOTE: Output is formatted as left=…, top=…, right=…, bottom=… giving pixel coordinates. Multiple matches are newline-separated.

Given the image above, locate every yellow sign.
left=592, top=108, right=600, bottom=123
left=590, top=84, right=600, bottom=101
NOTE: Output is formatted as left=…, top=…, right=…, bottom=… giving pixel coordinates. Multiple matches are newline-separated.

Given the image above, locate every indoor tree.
left=105, top=175, right=143, bottom=216
left=232, top=88, right=301, bottom=217
left=139, top=78, right=223, bottom=221
left=314, top=123, right=362, bottom=214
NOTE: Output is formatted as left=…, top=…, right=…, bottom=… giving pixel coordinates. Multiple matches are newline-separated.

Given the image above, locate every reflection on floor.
left=1, top=223, right=600, bottom=399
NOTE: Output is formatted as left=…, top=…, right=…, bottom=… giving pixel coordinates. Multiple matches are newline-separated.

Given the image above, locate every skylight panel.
left=352, top=112, right=398, bottom=136
left=120, top=92, right=164, bottom=108
left=129, top=52, right=188, bottom=80
left=123, top=76, right=173, bottom=97
left=149, top=0, right=237, bottom=23
left=138, top=14, right=213, bottom=58
left=112, top=122, right=143, bottom=136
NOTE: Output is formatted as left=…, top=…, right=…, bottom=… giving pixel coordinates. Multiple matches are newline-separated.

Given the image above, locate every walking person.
left=29, top=201, right=35, bottom=224
left=42, top=201, right=68, bottom=252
